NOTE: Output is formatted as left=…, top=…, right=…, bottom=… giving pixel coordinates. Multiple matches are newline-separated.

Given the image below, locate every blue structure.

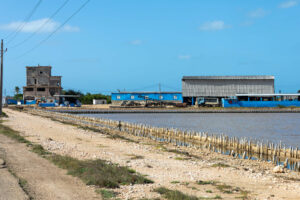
left=223, top=94, right=300, bottom=108
left=6, top=99, right=24, bottom=105
left=38, top=103, right=56, bottom=107
left=111, top=92, right=182, bottom=103
left=25, top=100, right=36, bottom=105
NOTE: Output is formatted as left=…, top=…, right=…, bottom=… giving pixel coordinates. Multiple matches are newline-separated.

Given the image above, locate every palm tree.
left=15, top=86, right=20, bottom=95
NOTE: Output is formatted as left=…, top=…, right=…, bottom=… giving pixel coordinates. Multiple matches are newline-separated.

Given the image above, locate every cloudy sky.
left=1, top=0, right=300, bottom=95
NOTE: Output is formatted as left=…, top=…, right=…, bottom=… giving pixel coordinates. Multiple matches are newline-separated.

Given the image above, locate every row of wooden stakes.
left=34, top=110, right=300, bottom=164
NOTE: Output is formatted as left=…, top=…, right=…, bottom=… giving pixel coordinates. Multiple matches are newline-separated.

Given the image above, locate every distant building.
left=23, top=66, right=62, bottom=101
left=93, top=99, right=107, bottom=105
left=182, top=76, right=275, bottom=105
left=111, top=92, right=182, bottom=105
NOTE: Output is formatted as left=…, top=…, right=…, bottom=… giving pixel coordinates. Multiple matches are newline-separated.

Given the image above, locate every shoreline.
left=51, top=108, right=300, bottom=114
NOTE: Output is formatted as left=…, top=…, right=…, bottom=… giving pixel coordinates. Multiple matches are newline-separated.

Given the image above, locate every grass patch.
left=274, top=175, right=300, bottom=182
left=96, top=189, right=118, bottom=199
left=31, top=144, right=50, bottom=156
left=156, top=145, right=201, bottom=160
left=127, top=154, right=144, bottom=160
left=49, top=154, right=153, bottom=188
left=108, top=133, right=137, bottom=143
left=7, top=168, right=33, bottom=200
left=181, top=182, right=190, bottom=186
left=197, top=180, right=216, bottom=185
left=154, top=187, right=198, bottom=200
left=216, top=184, right=233, bottom=194
left=97, top=144, right=108, bottom=148
left=174, top=157, right=190, bottom=161
left=167, top=149, right=190, bottom=157
left=18, top=178, right=28, bottom=191
left=0, top=122, right=31, bottom=145
left=1, top=112, right=8, bottom=118
left=206, top=190, right=213, bottom=193
left=171, top=181, right=180, bottom=184
left=154, top=187, right=222, bottom=200
left=211, top=163, right=230, bottom=168
left=235, top=191, right=250, bottom=199
left=215, top=184, right=247, bottom=196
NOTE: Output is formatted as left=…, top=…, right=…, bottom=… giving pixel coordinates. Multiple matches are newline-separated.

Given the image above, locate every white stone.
left=0, top=159, right=5, bottom=166
left=273, top=165, right=284, bottom=173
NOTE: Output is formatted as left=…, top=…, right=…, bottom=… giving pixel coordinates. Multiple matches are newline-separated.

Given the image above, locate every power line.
left=9, top=0, right=70, bottom=49
left=5, top=0, right=43, bottom=44
left=14, top=0, right=91, bottom=60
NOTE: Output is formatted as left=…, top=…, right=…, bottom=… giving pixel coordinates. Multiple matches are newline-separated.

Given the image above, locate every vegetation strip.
left=196, top=180, right=249, bottom=199
left=0, top=122, right=153, bottom=189
left=154, top=187, right=222, bottom=200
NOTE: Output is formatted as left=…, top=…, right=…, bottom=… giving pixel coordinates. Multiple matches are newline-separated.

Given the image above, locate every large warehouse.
left=182, top=75, right=275, bottom=105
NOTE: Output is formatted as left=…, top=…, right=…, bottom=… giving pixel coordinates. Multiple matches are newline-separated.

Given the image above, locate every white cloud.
left=279, top=1, right=298, bottom=8
left=248, top=8, right=269, bottom=18
left=62, top=25, right=80, bottom=32
left=130, top=40, right=142, bottom=45
left=0, top=18, right=79, bottom=33
left=199, top=20, right=229, bottom=31
left=178, top=55, right=191, bottom=60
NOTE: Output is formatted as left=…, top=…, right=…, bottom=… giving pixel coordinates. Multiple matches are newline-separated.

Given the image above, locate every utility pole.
left=0, top=39, right=3, bottom=115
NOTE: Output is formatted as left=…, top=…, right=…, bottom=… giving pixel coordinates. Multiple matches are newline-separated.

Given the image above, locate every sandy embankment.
left=3, top=108, right=300, bottom=200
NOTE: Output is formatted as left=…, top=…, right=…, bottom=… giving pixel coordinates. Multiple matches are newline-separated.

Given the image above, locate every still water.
left=81, top=113, right=300, bottom=147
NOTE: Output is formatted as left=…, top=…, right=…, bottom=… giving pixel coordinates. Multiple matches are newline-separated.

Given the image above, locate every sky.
left=0, top=0, right=300, bottom=95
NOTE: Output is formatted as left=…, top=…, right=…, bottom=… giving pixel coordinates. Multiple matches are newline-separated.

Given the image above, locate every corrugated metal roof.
left=182, top=75, right=274, bottom=80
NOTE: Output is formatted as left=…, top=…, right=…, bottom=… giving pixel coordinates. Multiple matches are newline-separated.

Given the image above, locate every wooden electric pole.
left=0, top=39, right=3, bottom=115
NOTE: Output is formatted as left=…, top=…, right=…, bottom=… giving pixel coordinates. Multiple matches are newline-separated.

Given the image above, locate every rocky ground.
left=2, top=108, right=300, bottom=199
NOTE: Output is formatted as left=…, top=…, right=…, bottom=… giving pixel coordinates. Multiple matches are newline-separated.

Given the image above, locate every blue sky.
left=1, top=0, right=300, bottom=95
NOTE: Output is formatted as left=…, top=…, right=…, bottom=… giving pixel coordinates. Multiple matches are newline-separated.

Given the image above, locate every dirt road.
left=0, top=153, right=29, bottom=200
left=0, top=133, right=100, bottom=200
left=3, top=108, right=300, bottom=199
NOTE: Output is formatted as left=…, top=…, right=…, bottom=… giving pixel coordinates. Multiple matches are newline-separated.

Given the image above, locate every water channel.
left=80, top=113, right=300, bottom=148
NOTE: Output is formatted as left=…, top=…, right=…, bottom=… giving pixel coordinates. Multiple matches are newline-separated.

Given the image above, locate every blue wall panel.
left=111, top=92, right=182, bottom=102
left=223, top=99, right=300, bottom=108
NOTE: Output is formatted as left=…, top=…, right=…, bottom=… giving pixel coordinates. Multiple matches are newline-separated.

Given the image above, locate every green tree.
left=62, top=90, right=111, bottom=104
left=13, top=86, right=23, bottom=100
left=15, top=86, right=20, bottom=95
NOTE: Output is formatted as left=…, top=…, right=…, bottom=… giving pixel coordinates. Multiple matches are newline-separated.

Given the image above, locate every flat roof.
left=236, top=94, right=300, bottom=97
left=112, top=91, right=182, bottom=94
left=26, top=66, right=51, bottom=68
left=182, top=75, right=274, bottom=80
